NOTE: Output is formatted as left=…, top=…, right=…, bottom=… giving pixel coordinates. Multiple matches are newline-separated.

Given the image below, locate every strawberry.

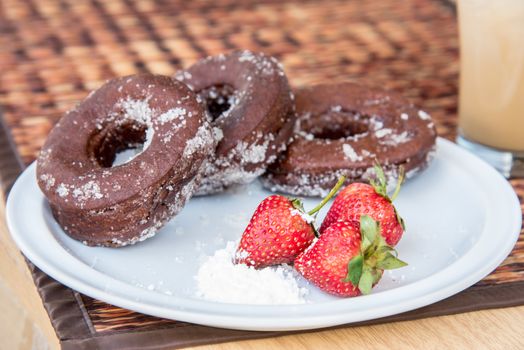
left=235, top=177, right=346, bottom=269
left=295, top=216, right=407, bottom=297
left=319, top=164, right=405, bottom=246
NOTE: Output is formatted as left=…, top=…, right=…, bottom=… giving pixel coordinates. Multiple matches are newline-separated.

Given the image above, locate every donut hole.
left=89, top=122, right=150, bottom=168
left=198, top=84, right=238, bottom=121
left=310, top=121, right=368, bottom=139
left=303, top=110, right=370, bottom=140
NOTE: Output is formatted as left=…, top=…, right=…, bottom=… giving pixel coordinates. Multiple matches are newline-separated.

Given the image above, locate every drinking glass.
left=456, top=0, right=524, bottom=178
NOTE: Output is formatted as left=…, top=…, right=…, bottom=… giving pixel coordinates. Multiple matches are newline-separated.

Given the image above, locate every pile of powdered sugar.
left=195, top=241, right=308, bottom=304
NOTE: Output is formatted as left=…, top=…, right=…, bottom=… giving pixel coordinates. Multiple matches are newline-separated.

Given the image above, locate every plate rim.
left=6, top=137, right=522, bottom=331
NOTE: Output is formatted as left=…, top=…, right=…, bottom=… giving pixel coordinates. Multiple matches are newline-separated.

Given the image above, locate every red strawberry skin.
left=319, top=183, right=403, bottom=246
left=295, top=221, right=363, bottom=297
left=236, top=195, right=316, bottom=268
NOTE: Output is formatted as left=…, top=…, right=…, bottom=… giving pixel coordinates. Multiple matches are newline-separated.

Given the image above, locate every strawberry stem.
left=390, top=166, right=405, bottom=202
left=307, top=175, right=346, bottom=216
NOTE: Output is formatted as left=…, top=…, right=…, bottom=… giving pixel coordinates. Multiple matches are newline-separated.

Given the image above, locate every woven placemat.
left=1, top=0, right=523, bottom=348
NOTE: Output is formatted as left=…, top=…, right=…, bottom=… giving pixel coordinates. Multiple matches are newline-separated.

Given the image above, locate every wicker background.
left=1, top=0, right=523, bottom=335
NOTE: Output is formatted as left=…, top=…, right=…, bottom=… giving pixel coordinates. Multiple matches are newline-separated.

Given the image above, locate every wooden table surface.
left=2, top=193, right=523, bottom=349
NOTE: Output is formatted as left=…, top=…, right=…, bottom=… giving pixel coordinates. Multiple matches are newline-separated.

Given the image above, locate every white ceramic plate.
left=6, top=138, right=521, bottom=331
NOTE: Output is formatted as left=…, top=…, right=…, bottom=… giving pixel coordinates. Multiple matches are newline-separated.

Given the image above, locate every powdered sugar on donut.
left=183, top=124, right=215, bottom=158
left=195, top=132, right=278, bottom=195
left=56, top=183, right=69, bottom=197
left=418, top=110, right=431, bottom=120
left=375, top=128, right=393, bottom=138
left=238, top=50, right=256, bottom=62
left=237, top=50, right=284, bottom=76
left=158, top=107, right=187, bottom=124
left=119, top=97, right=154, bottom=126
left=262, top=157, right=429, bottom=197
left=342, top=144, right=363, bottom=162
left=38, top=148, right=52, bottom=167
left=380, top=131, right=412, bottom=146
left=39, top=174, right=55, bottom=190
left=110, top=222, right=161, bottom=247
left=71, top=181, right=104, bottom=201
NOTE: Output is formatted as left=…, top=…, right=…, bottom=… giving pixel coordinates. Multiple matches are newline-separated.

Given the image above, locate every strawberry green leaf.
left=290, top=198, right=305, bottom=212
left=370, top=178, right=387, bottom=198
left=361, top=238, right=372, bottom=252
left=358, top=269, right=373, bottom=295
left=376, top=252, right=408, bottom=270
left=374, top=162, right=387, bottom=188
left=394, top=206, right=406, bottom=231
left=390, top=166, right=405, bottom=202
left=371, top=161, right=388, bottom=197
left=375, top=245, right=394, bottom=259
left=371, top=269, right=383, bottom=285
left=360, top=215, right=378, bottom=247
left=342, top=254, right=363, bottom=286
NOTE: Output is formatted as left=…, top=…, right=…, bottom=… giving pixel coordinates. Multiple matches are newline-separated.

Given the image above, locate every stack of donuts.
left=36, top=50, right=437, bottom=247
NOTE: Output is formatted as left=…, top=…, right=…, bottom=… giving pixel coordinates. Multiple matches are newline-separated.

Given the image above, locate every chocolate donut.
left=262, top=83, right=437, bottom=196
left=37, top=74, right=216, bottom=247
left=175, top=50, right=295, bottom=195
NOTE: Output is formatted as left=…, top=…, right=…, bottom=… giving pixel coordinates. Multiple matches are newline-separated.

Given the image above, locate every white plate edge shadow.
left=6, top=138, right=522, bottom=331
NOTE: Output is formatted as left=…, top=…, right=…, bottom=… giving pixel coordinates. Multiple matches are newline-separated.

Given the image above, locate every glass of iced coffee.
left=456, top=0, right=524, bottom=178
